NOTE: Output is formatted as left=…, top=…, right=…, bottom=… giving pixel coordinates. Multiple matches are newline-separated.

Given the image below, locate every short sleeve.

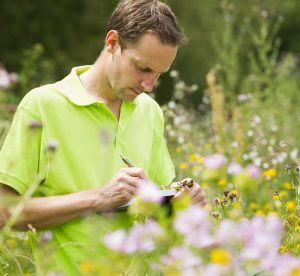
left=0, top=98, right=44, bottom=195
left=148, top=107, right=175, bottom=188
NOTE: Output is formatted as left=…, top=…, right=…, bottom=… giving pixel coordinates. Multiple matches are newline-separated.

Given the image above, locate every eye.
left=135, top=63, right=151, bottom=73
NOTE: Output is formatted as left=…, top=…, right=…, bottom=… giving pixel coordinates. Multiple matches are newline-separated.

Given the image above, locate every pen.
left=120, top=154, right=136, bottom=167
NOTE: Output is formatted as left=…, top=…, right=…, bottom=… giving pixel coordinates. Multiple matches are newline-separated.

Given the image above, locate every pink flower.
left=0, top=63, right=18, bottom=89
left=204, top=154, right=227, bottom=169
left=247, top=164, right=261, bottom=179
left=227, top=162, right=243, bottom=175
left=103, top=229, right=127, bottom=252
left=160, top=246, right=202, bottom=269
left=125, top=220, right=162, bottom=253
left=270, top=254, right=300, bottom=275
left=174, top=206, right=214, bottom=248
left=239, top=216, right=283, bottom=266
left=215, top=220, right=243, bottom=246
left=103, top=220, right=162, bottom=254
left=137, top=180, right=163, bottom=203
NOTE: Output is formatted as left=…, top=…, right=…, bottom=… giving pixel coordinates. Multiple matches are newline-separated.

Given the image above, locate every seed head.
left=229, top=193, right=236, bottom=200
left=224, top=190, right=230, bottom=197
left=212, top=211, right=219, bottom=219
left=214, top=197, right=221, bottom=205
left=284, top=164, right=292, bottom=173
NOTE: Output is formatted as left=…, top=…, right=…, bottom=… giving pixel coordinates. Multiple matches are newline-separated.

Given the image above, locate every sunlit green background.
left=1, top=0, right=300, bottom=104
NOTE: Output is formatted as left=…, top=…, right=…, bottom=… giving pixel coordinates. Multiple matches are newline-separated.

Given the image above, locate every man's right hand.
left=0, top=167, right=149, bottom=230
left=94, top=167, right=149, bottom=213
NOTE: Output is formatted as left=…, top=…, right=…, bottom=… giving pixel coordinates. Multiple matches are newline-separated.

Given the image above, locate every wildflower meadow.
left=1, top=2, right=300, bottom=276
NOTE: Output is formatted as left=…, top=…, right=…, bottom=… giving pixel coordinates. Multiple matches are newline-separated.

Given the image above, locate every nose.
left=140, top=79, right=154, bottom=93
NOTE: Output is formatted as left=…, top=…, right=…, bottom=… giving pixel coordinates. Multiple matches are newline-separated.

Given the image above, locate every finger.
left=192, top=193, right=206, bottom=205
left=113, top=190, right=136, bottom=207
left=193, top=200, right=207, bottom=207
left=116, top=171, right=145, bottom=188
left=124, top=182, right=139, bottom=195
left=118, top=177, right=141, bottom=191
left=170, top=182, right=182, bottom=190
left=190, top=186, right=205, bottom=199
left=113, top=181, right=138, bottom=197
left=121, top=167, right=149, bottom=180
left=174, top=186, right=189, bottom=198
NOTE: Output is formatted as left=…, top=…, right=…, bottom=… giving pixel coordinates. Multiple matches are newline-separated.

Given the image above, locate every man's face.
left=107, top=33, right=178, bottom=101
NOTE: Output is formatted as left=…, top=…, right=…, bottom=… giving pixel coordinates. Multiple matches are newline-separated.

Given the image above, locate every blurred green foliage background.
left=1, top=0, right=300, bottom=104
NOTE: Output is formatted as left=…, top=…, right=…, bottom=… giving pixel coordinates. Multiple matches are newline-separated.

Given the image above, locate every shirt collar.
left=51, top=65, right=137, bottom=107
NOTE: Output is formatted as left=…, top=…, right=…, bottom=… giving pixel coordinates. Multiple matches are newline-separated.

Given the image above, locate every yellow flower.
left=233, top=202, right=241, bottom=209
left=218, top=179, right=227, bottom=187
left=290, top=268, right=300, bottom=276
left=80, top=261, right=98, bottom=273
left=263, top=168, right=277, bottom=178
left=279, top=191, right=287, bottom=198
left=295, top=226, right=300, bottom=232
left=256, top=210, right=265, bottom=216
left=189, top=153, right=198, bottom=161
left=279, top=245, right=288, bottom=253
left=287, top=201, right=296, bottom=211
left=273, top=194, right=280, bottom=200
left=175, top=147, right=182, bottom=154
left=197, top=156, right=205, bottom=164
left=249, top=202, right=258, bottom=210
left=179, top=162, right=188, bottom=170
left=283, top=182, right=292, bottom=190
left=210, top=248, right=231, bottom=265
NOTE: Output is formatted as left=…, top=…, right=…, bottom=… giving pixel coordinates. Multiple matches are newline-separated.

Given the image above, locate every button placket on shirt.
left=115, top=106, right=126, bottom=151
left=114, top=102, right=136, bottom=160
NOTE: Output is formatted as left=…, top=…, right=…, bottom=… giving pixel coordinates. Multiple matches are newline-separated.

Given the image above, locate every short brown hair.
left=106, top=0, right=187, bottom=48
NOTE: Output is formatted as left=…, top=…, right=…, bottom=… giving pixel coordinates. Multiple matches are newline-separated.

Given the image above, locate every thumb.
left=174, top=186, right=189, bottom=199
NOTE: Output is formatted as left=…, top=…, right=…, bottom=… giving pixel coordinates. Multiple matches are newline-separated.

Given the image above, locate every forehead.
left=122, top=33, right=178, bottom=73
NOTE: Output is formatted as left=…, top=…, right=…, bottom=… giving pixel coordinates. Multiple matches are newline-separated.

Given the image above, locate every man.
left=0, top=0, right=206, bottom=274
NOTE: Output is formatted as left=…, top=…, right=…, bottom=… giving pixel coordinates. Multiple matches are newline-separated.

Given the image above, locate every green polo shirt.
left=0, top=66, right=175, bottom=275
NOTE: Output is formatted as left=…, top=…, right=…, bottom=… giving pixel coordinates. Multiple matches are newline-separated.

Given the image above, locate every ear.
left=105, top=30, right=120, bottom=53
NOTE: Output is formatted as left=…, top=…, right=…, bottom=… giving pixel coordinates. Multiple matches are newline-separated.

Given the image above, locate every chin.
left=120, top=94, right=136, bottom=102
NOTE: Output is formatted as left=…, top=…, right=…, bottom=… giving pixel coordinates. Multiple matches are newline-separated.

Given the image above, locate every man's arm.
left=0, top=167, right=147, bottom=230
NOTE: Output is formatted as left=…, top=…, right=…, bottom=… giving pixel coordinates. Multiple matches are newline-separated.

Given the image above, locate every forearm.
left=0, top=167, right=145, bottom=230
left=1, top=189, right=100, bottom=230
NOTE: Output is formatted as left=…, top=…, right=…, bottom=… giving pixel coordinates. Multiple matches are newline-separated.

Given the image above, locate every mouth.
left=131, top=88, right=143, bottom=96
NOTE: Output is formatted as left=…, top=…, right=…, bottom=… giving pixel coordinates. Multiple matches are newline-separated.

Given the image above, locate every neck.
left=79, top=53, right=120, bottom=106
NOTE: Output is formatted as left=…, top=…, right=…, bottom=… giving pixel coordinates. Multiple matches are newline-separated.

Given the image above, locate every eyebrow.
left=134, top=60, right=169, bottom=74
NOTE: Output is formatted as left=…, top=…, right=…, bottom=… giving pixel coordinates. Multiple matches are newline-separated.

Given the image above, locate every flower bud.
left=214, top=197, right=221, bottom=205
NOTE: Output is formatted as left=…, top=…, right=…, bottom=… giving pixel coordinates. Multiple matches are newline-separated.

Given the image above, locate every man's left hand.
left=171, top=179, right=206, bottom=207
